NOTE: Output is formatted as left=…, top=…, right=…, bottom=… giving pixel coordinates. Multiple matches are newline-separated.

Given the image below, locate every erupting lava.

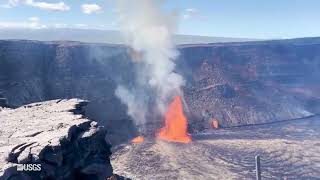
left=131, top=136, right=144, bottom=143
left=157, top=96, right=191, bottom=143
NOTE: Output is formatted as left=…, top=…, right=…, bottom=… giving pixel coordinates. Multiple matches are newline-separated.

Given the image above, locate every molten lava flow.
left=157, top=96, right=191, bottom=143
left=211, top=119, right=219, bottom=129
left=132, top=136, right=144, bottom=143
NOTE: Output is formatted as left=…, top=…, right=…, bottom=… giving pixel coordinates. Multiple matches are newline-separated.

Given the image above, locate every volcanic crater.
left=0, top=38, right=320, bottom=179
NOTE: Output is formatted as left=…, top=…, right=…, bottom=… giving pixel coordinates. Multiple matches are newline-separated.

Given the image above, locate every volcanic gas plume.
left=115, top=0, right=186, bottom=137
left=157, top=96, right=191, bottom=143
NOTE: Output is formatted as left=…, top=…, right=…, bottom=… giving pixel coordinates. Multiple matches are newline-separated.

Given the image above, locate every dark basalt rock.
left=0, top=99, right=126, bottom=180
left=177, top=39, right=320, bottom=129
left=214, top=84, right=237, bottom=98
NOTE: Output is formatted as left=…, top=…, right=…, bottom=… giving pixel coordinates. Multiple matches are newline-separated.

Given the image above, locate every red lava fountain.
left=131, top=136, right=144, bottom=143
left=157, top=96, right=191, bottom=143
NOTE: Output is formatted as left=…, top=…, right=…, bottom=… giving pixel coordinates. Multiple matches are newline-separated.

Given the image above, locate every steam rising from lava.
left=115, top=0, right=185, bottom=131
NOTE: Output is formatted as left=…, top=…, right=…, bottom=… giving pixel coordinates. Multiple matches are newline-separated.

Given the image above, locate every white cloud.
left=1, top=0, right=20, bottom=8
left=1, top=0, right=70, bottom=11
left=182, top=8, right=207, bottom=20
left=8, top=0, right=20, bottom=5
left=25, top=0, right=70, bottom=11
left=81, top=4, right=101, bottom=14
left=74, top=23, right=88, bottom=28
left=182, top=8, right=197, bottom=19
left=28, top=16, right=39, bottom=22
left=186, top=8, right=197, bottom=13
left=0, top=19, right=47, bottom=29
left=52, top=23, right=68, bottom=28
left=0, top=16, right=47, bottom=29
left=7, top=0, right=19, bottom=7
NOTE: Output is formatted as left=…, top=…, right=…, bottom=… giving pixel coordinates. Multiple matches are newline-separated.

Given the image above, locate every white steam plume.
left=115, top=0, right=185, bottom=130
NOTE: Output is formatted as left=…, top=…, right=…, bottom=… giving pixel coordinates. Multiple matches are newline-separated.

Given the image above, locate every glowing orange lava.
left=211, top=119, right=219, bottom=129
left=131, top=136, right=144, bottom=143
left=157, top=96, right=191, bottom=143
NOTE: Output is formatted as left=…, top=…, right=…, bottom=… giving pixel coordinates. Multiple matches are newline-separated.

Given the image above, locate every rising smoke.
left=115, top=0, right=185, bottom=131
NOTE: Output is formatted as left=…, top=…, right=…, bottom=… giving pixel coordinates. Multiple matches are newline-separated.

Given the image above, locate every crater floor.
left=111, top=117, right=320, bottom=180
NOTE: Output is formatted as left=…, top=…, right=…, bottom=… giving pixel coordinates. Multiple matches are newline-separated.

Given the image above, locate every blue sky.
left=0, top=0, right=319, bottom=38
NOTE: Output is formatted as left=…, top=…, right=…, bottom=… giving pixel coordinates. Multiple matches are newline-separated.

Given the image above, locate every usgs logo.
left=17, top=164, right=41, bottom=172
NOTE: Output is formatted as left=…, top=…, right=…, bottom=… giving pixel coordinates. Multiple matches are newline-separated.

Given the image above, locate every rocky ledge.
left=0, top=99, right=118, bottom=180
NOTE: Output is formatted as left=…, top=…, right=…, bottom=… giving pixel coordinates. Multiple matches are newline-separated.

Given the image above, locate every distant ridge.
left=0, top=28, right=257, bottom=45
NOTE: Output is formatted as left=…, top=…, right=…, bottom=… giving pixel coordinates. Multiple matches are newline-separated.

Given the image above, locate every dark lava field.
left=112, top=116, right=320, bottom=179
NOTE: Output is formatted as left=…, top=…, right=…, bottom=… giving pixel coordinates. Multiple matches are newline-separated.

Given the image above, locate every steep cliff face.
left=0, top=99, right=114, bottom=180
left=177, top=39, right=320, bottom=129
left=0, top=40, right=138, bottom=144
left=0, top=40, right=56, bottom=105
left=0, top=38, right=320, bottom=134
